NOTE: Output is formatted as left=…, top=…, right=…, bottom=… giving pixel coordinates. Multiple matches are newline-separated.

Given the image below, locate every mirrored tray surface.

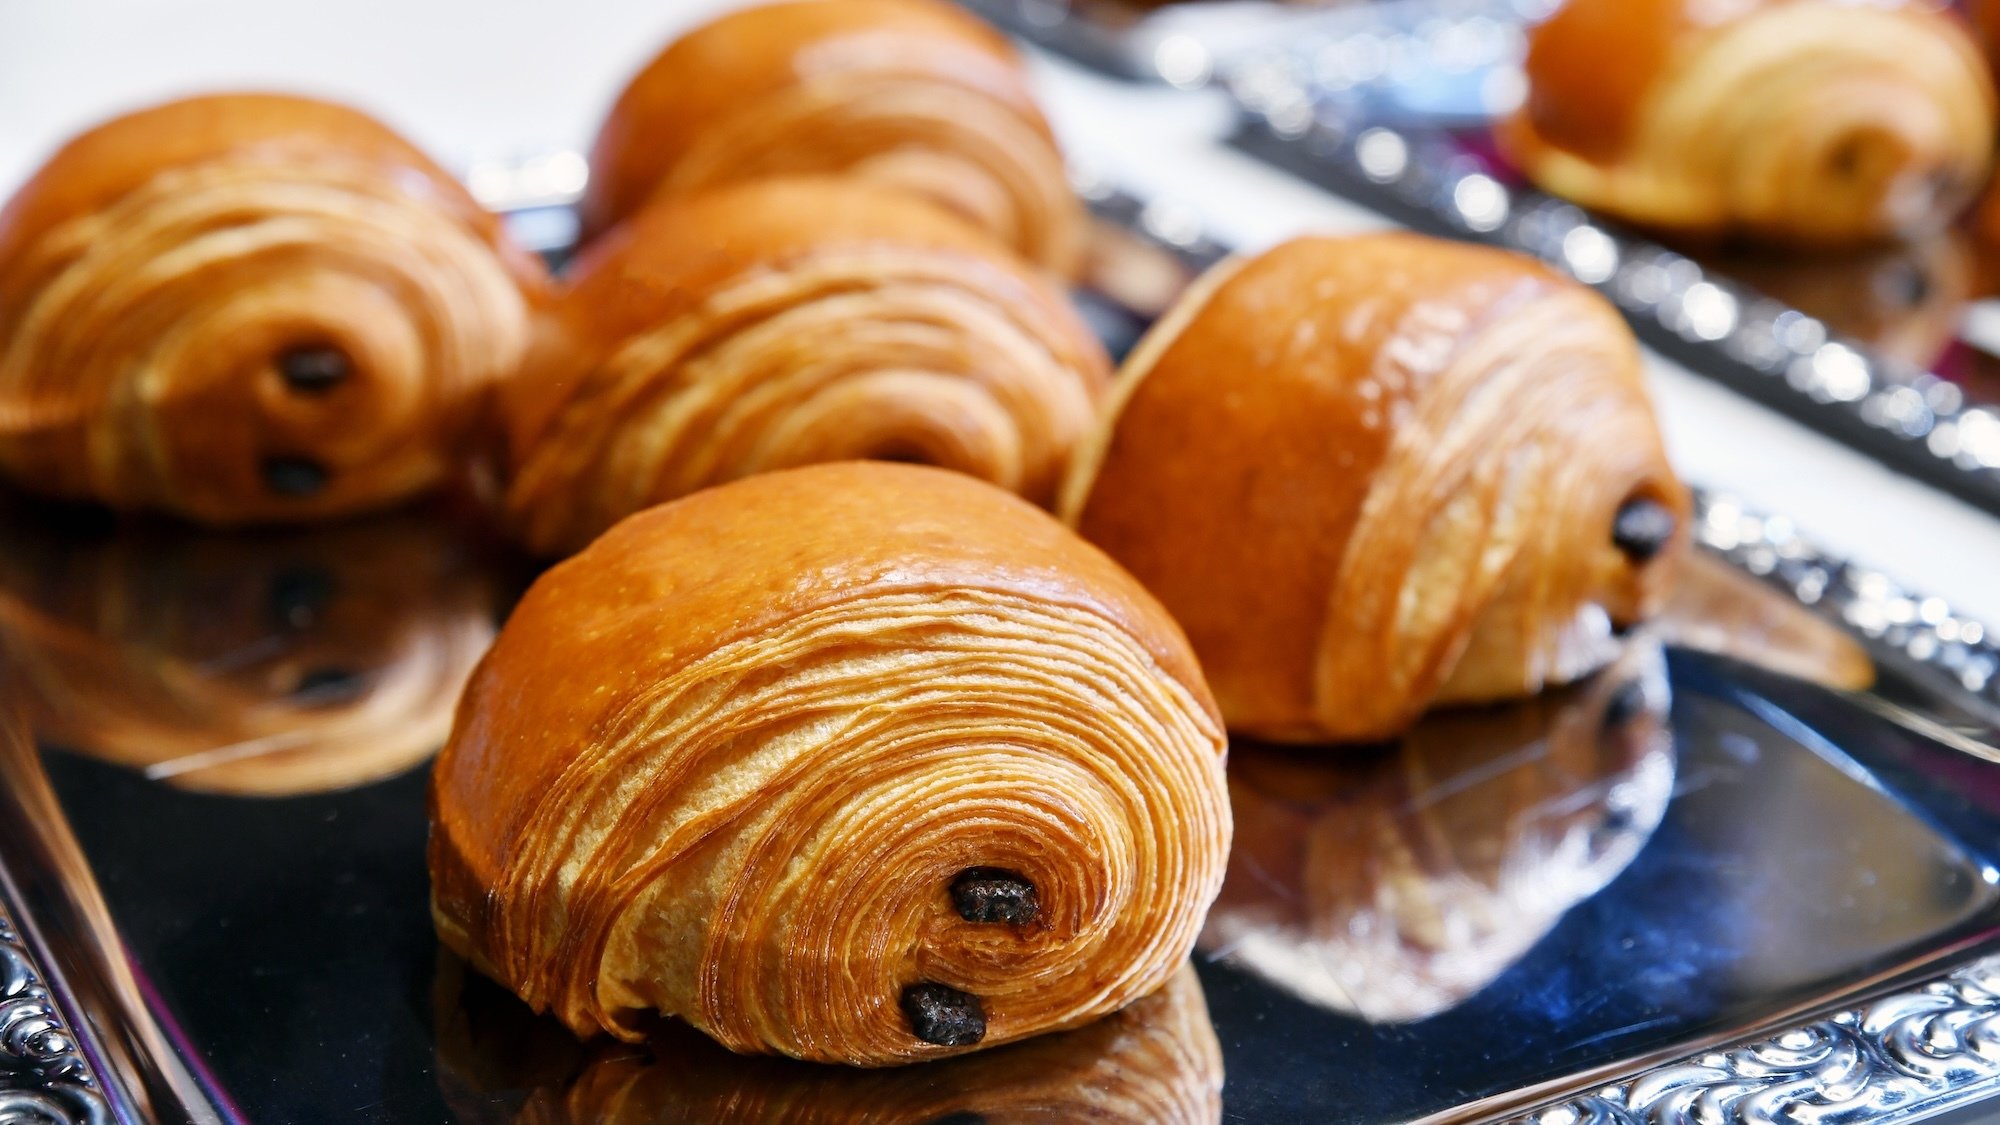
left=3, top=195, right=2000, bottom=1125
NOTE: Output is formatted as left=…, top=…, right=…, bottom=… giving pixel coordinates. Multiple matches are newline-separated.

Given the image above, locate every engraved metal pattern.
left=0, top=906, right=109, bottom=1125
left=1504, top=954, right=2000, bottom=1125
left=1226, top=21, right=2000, bottom=516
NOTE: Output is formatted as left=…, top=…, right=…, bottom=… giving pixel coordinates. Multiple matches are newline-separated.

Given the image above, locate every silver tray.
left=1, top=172, right=1999, bottom=1125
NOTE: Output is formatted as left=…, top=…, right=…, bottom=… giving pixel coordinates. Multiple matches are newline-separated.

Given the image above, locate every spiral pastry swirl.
left=1061, top=233, right=1688, bottom=743
left=0, top=94, right=542, bottom=523
left=503, top=178, right=1108, bottom=556
left=583, top=0, right=1082, bottom=275
left=1499, top=0, right=1995, bottom=245
left=431, top=463, right=1231, bottom=1065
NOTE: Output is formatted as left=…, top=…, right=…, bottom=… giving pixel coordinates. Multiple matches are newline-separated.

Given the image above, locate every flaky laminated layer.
left=503, top=179, right=1109, bottom=556
left=584, top=0, right=1084, bottom=275
left=0, top=94, right=542, bottom=522
left=1499, top=0, right=1995, bottom=245
left=431, top=463, right=1231, bottom=1066
left=1061, top=232, right=1688, bottom=742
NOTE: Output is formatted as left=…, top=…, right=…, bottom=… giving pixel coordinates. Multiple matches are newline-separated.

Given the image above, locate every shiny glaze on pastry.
left=0, top=94, right=545, bottom=523
left=430, top=463, right=1231, bottom=1065
left=1500, top=0, right=1994, bottom=245
left=503, top=178, right=1109, bottom=556
left=1060, top=232, right=1688, bottom=743
left=0, top=502, right=498, bottom=795
left=436, top=956, right=1222, bottom=1124
left=583, top=0, right=1084, bottom=275
left=1201, top=641, right=1674, bottom=1023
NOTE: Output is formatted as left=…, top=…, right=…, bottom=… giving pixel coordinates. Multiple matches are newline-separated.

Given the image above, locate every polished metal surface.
left=0, top=696, right=220, bottom=1123
left=1, top=169, right=1999, bottom=1124
left=1504, top=953, right=2000, bottom=1125
left=0, top=899, right=107, bottom=1124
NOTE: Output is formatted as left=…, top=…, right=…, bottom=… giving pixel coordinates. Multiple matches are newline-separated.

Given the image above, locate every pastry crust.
left=1061, top=232, right=1688, bottom=743
left=1498, top=0, right=1995, bottom=246
left=0, top=93, right=546, bottom=523
left=582, top=0, right=1084, bottom=275
left=430, top=462, right=1232, bottom=1066
left=502, top=178, right=1110, bottom=556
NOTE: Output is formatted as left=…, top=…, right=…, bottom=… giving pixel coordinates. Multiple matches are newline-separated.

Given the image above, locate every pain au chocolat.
left=1060, top=232, right=1688, bottom=743
left=429, top=462, right=1231, bottom=1066
left=1499, top=0, right=1995, bottom=246
left=0, top=94, right=545, bottom=523
left=501, top=177, right=1109, bottom=556
left=582, top=0, right=1084, bottom=275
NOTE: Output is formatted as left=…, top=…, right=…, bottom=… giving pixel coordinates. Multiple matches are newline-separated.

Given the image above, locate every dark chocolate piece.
left=277, top=345, right=351, bottom=394
left=900, top=982, right=986, bottom=1046
left=1612, top=497, right=1676, bottom=562
left=263, top=457, right=329, bottom=498
left=951, top=868, right=1038, bottom=925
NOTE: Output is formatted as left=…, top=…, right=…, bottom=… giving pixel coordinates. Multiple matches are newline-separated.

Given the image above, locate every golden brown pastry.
left=1499, top=0, right=1995, bottom=246
left=435, top=955, right=1222, bottom=1125
left=0, top=501, right=499, bottom=795
left=1201, top=641, right=1675, bottom=1023
left=1060, top=232, right=1688, bottom=743
left=582, top=0, right=1084, bottom=276
left=430, top=462, right=1231, bottom=1065
left=502, top=177, right=1110, bottom=556
left=0, top=94, right=546, bottom=523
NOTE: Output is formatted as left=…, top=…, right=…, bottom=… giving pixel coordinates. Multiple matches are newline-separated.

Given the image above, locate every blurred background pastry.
left=0, top=93, right=546, bottom=524
left=1200, top=640, right=1675, bottom=1023
left=502, top=177, right=1109, bottom=555
left=581, top=0, right=1085, bottom=276
left=1499, top=0, right=1994, bottom=247
left=0, top=494, right=501, bottom=795
left=1062, top=232, right=1687, bottom=743
left=435, top=955, right=1223, bottom=1125
left=431, top=463, right=1231, bottom=1065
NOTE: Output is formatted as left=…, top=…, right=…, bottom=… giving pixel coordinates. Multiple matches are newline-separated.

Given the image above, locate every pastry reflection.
left=1654, top=550, right=1874, bottom=693
left=1200, top=641, right=1675, bottom=1023
left=435, top=955, right=1224, bottom=1124
left=0, top=499, right=501, bottom=795
left=1695, top=234, right=1971, bottom=374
